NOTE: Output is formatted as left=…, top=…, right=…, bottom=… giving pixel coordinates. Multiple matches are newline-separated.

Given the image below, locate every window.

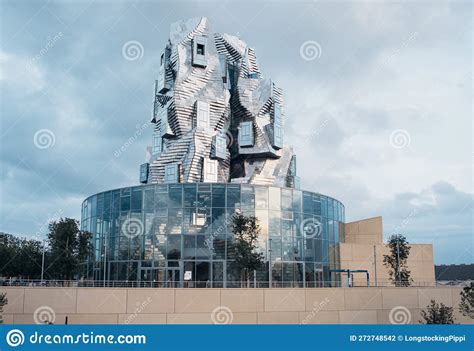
left=157, top=49, right=170, bottom=93
left=152, top=133, right=162, bottom=155
left=197, top=44, right=205, bottom=55
left=274, top=104, right=282, bottom=125
left=192, top=36, right=207, bottom=67
left=290, top=156, right=297, bottom=175
left=139, top=163, right=149, bottom=183
left=165, top=164, right=179, bottom=183
left=238, top=121, right=253, bottom=147
left=203, top=158, right=218, bottom=182
left=219, top=54, right=227, bottom=84
left=196, top=101, right=210, bottom=128
left=160, top=107, right=174, bottom=138
left=211, top=134, right=226, bottom=159
left=274, top=124, right=283, bottom=148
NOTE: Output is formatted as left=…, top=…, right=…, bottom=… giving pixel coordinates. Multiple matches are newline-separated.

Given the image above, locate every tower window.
left=239, top=121, right=254, bottom=147
left=212, top=134, right=227, bottom=159
left=196, top=101, right=210, bottom=128
left=139, top=163, right=149, bottom=183
left=165, top=164, right=179, bottom=183
left=203, top=158, right=218, bottom=182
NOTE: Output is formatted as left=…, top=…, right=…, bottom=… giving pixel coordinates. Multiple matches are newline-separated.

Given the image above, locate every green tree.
left=17, top=239, right=43, bottom=279
left=0, top=233, right=43, bottom=279
left=420, top=299, right=455, bottom=324
left=459, top=282, right=474, bottom=319
left=47, top=218, right=92, bottom=280
left=0, top=233, right=19, bottom=277
left=383, top=234, right=412, bottom=287
left=231, top=213, right=264, bottom=287
left=0, top=293, right=7, bottom=324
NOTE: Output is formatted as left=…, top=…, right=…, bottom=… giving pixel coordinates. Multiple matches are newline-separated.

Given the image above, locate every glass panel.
left=303, top=192, right=312, bottom=214
left=212, top=235, right=226, bottom=259
left=156, top=192, right=168, bottom=208
left=167, top=208, right=182, bottom=234
left=241, top=185, right=255, bottom=209
left=255, top=186, right=268, bottom=209
left=196, top=235, right=211, bottom=259
left=183, top=235, right=196, bottom=259
left=183, top=185, right=196, bottom=207
left=321, top=196, right=327, bottom=217
left=131, top=189, right=142, bottom=211
left=211, top=208, right=226, bottom=234
left=269, top=211, right=281, bottom=237
left=255, top=210, right=268, bottom=239
left=167, top=235, right=181, bottom=260
left=226, top=185, right=241, bottom=210
left=197, top=191, right=211, bottom=207
left=212, top=261, right=224, bottom=288
left=195, top=261, right=210, bottom=287
left=292, top=190, right=302, bottom=213
left=281, top=189, right=292, bottom=210
left=120, top=196, right=130, bottom=211
left=144, top=188, right=155, bottom=211
left=212, top=184, right=225, bottom=207
left=268, top=187, right=281, bottom=210
left=168, top=185, right=182, bottom=208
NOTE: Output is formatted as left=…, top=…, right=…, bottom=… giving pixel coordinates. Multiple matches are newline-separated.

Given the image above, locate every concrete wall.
left=337, top=243, right=436, bottom=286
left=1, top=287, right=471, bottom=325
left=344, top=217, right=383, bottom=244
left=341, top=217, right=436, bottom=286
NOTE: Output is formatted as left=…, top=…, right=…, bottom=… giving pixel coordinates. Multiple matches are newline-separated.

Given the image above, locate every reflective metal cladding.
left=146, top=17, right=298, bottom=187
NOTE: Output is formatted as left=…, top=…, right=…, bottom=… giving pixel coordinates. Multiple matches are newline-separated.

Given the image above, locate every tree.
left=0, top=293, right=7, bottom=324
left=47, top=218, right=93, bottom=280
left=0, top=233, right=43, bottom=279
left=383, top=234, right=412, bottom=287
left=231, top=213, right=264, bottom=287
left=420, top=299, right=455, bottom=324
left=459, top=282, right=474, bottom=319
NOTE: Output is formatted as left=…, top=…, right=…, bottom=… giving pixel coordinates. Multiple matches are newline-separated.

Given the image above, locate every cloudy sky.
left=0, top=0, right=472, bottom=264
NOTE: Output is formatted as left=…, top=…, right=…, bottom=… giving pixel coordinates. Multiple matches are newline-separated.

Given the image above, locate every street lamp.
left=40, top=240, right=46, bottom=284
left=268, top=238, right=272, bottom=288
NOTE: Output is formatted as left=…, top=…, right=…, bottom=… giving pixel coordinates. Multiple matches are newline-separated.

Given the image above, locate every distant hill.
left=435, top=264, right=474, bottom=281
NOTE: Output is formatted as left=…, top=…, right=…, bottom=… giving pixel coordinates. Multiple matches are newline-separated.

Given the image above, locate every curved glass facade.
left=81, top=183, right=345, bottom=287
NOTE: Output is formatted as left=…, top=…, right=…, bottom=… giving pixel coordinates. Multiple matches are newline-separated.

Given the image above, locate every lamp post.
left=103, top=235, right=107, bottom=288
left=396, top=238, right=401, bottom=287
left=268, top=238, right=272, bottom=288
left=40, top=240, right=46, bottom=284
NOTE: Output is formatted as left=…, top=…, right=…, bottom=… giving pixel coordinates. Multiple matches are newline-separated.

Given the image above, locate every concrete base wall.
left=337, top=243, right=436, bottom=286
left=1, top=287, right=472, bottom=325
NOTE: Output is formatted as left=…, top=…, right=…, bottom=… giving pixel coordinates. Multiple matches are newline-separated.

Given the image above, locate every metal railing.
left=0, top=279, right=439, bottom=288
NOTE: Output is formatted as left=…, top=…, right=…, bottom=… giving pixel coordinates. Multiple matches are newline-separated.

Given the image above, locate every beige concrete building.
left=335, top=216, right=436, bottom=287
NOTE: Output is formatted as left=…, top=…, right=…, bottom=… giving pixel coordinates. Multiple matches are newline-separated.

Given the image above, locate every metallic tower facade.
left=142, top=17, right=298, bottom=188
